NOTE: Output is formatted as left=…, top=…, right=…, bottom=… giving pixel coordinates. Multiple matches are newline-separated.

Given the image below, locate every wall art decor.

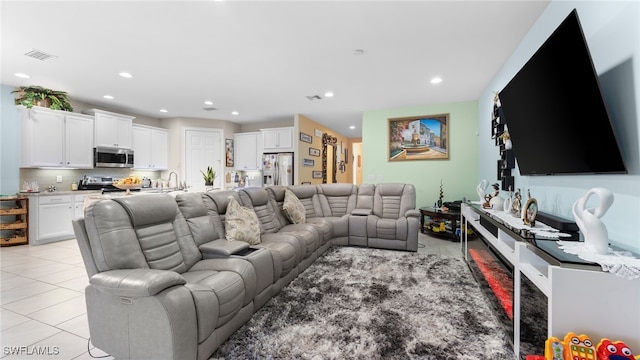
left=303, top=158, right=315, bottom=166
left=225, top=139, right=234, bottom=167
left=309, top=148, right=320, bottom=157
left=388, top=113, right=449, bottom=161
left=312, top=171, right=323, bottom=178
left=300, top=132, right=312, bottom=143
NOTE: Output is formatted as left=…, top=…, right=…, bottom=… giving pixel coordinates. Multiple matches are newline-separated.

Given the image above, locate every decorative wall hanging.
left=225, top=139, right=234, bottom=167
left=300, top=132, right=313, bottom=143
left=309, top=148, right=320, bottom=157
left=492, top=93, right=514, bottom=190
left=388, top=113, right=449, bottom=161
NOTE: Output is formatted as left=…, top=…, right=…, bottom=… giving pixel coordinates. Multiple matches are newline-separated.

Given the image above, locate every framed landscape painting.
left=388, top=113, right=449, bottom=161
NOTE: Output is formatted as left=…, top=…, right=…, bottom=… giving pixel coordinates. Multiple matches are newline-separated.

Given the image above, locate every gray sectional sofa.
left=72, top=183, right=419, bottom=360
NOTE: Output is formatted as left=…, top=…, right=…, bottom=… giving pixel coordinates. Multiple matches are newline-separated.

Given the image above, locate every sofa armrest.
left=352, top=208, right=372, bottom=216
left=199, top=239, right=250, bottom=257
left=405, top=209, right=420, bottom=218
left=89, top=269, right=186, bottom=297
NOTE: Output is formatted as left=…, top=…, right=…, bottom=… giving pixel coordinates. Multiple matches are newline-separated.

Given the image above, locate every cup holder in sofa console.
left=349, top=208, right=372, bottom=247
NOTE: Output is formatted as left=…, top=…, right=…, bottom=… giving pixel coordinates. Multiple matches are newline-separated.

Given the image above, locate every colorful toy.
left=563, top=332, right=596, bottom=360
left=596, top=339, right=637, bottom=360
left=545, top=336, right=564, bottom=360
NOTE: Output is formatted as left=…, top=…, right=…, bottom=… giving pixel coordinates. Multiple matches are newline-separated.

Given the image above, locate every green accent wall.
left=362, top=100, right=479, bottom=208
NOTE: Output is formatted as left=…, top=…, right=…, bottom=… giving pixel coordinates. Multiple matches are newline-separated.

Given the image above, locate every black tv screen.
left=499, top=9, right=626, bottom=176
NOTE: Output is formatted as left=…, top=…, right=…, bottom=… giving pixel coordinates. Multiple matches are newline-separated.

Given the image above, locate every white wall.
left=478, top=1, right=640, bottom=252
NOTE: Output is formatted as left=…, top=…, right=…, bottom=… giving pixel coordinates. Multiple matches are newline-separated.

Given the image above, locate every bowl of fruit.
left=113, top=175, right=142, bottom=194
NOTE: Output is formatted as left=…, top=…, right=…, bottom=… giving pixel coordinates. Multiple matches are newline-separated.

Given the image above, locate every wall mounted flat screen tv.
left=499, top=9, right=626, bottom=176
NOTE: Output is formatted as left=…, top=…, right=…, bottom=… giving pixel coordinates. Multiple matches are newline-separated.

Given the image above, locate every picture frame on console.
left=388, top=113, right=449, bottom=161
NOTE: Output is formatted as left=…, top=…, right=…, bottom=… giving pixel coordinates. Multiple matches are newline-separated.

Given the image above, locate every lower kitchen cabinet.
left=26, top=193, right=95, bottom=245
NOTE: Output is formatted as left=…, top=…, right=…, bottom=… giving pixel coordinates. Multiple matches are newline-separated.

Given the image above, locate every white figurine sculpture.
left=572, top=187, right=614, bottom=255
left=476, top=180, right=489, bottom=203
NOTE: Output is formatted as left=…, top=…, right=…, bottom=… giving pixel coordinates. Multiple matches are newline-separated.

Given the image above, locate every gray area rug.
left=212, top=247, right=514, bottom=359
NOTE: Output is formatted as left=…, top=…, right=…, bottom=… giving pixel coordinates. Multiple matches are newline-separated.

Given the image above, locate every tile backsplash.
left=19, top=168, right=163, bottom=192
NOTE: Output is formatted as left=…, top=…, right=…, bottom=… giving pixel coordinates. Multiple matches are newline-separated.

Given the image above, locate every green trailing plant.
left=201, top=166, right=216, bottom=185
left=12, top=85, right=74, bottom=112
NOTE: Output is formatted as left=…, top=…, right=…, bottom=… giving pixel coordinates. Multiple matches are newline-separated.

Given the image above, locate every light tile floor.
left=0, top=232, right=462, bottom=359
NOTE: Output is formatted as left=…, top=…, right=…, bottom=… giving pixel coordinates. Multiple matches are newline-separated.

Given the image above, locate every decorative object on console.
left=437, top=179, right=444, bottom=208
left=572, top=187, right=613, bottom=254
left=489, top=182, right=504, bottom=211
left=503, top=186, right=512, bottom=212
left=477, top=179, right=489, bottom=203
left=511, top=188, right=522, bottom=217
left=522, top=189, right=538, bottom=226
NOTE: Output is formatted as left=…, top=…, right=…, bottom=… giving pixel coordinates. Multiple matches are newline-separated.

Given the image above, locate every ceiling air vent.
left=306, top=95, right=322, bottom=101
left=202, top=107, right=218, bottom=111
left=24, top=49, right=57, bottom=61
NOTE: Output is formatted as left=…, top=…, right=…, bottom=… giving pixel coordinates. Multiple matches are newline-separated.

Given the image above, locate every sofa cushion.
left=283, top=189, right=306, bottom=224
left=225, top=198, right=261, bottom=245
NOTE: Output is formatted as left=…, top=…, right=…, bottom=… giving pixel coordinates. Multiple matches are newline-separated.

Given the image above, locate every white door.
left=184, top=129, right=223, bottom=193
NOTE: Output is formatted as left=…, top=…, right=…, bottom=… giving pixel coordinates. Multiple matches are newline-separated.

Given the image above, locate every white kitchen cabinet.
left=85, top=108, right=134, bottom=149
left=132, top=124, right=168, bottom=170
left=234, top=132, right=262, bottom=170
left=74, top=193, right=90, bottom=219
left=19, top=106, right=94, bottom=168
left=261, top=127, right=294, bottom=152
left=31, top=195, right=74, bottom=244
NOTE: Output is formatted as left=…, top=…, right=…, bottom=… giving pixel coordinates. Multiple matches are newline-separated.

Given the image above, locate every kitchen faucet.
left=168, top=171, right=180, bottom=190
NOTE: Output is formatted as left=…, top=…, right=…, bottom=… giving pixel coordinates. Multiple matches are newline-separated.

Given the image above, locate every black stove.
left=78, top=176, right=141, bottom=194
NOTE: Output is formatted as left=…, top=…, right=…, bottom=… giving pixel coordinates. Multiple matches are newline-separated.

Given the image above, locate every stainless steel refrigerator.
left=262, top=153, right=294, bottom=186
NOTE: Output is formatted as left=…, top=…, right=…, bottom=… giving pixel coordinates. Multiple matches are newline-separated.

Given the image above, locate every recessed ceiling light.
left=349, top=125, right=356, bottom=130
left=324, top=91, right=334, bottom=98
left=204, top=100, right=214, bottom=106
left=160, top=109, right=168, bottom=113
left=353, top=49, right=365, bottom=56
left=231, top=111, right=239, bottom=115
left=14, top=73, right=30, bottom=79
left=430, top=77, right=442, bottom=84
left=119, top=72, right=134, bottom=78
left=103, top=95, right=114, bottom=100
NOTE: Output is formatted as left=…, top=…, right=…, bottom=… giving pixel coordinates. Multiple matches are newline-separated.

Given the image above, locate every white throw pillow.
left=224, top=197, right=261, bottom=245
left=283, top=189, right=306, bottom=224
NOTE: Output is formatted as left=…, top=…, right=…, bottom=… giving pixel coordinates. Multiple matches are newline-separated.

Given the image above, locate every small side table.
left=419, top=206, right=460, bottom=241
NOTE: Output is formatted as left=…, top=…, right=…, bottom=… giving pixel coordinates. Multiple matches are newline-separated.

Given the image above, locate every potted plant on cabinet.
left=201, top=166, right=216, bottom=186
left=12, top=85, right=74, bottom=112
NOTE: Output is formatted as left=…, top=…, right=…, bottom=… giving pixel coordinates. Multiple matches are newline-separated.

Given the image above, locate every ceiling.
left=1, top=1, right=549, bottom=138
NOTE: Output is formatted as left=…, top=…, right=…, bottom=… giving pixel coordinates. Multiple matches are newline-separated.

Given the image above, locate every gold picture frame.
left=388, top=113, right=449, bottom=161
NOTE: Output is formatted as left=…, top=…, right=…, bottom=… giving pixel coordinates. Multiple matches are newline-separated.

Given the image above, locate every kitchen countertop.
left=16, top=188, right=179, bottom=197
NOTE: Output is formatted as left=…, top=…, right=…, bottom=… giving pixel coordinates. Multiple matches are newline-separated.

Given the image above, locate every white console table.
left=461, top=202, right=640, bottom=357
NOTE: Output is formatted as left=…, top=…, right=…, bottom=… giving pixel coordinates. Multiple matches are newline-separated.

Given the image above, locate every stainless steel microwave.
left=94, top=147, right=134, bottom=168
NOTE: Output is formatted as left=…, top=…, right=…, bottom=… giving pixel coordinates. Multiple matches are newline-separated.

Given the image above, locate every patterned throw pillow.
left=283, top=189, right=306, bottom=224
left=224, top=197, right=261, bottom=245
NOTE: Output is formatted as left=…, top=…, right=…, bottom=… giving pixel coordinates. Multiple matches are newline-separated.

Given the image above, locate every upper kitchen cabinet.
left=19, top=106, right=94, bottom=168
left=261, top=127, right=294, bottom=152
left=132, top=124, right=168, bottom=170
left=85, top=108, right=134, bottom=149
left=234, top=132, right=262, bottom=170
